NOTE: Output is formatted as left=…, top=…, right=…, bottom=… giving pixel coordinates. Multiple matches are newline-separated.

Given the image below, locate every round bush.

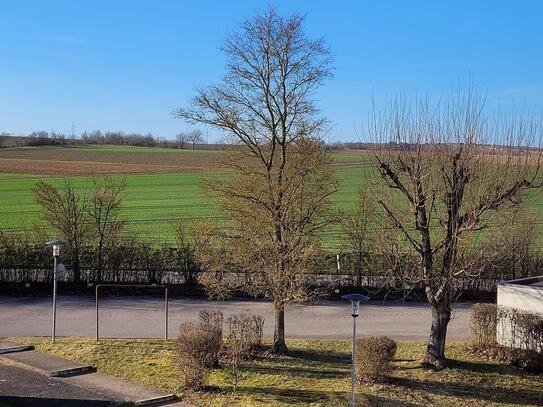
left=355, top=336, right=397, bottom=383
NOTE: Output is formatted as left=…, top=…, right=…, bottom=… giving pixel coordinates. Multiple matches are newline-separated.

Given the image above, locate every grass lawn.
left=11, top=337, right=543, bottom=407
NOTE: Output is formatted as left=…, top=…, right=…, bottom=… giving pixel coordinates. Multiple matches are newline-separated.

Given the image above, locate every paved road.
left=0, top=296, right=471, bottom=341
left=0, top=362, right=113, bottom=407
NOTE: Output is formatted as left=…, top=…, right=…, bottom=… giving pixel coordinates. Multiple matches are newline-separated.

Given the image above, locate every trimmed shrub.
left=498, top=307, right=543, bottom=354
left=468, top=305, right=543, bottom=373
left=470, top=303, right=498, bottom=348
left=355, top=336, right=397, bottom=383
left=176, top=321, right=223, bottom=389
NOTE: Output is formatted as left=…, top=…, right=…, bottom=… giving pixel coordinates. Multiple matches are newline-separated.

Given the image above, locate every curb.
left=0, top=345, right=34, bottom=354
left=0, top=354, right=95, bottom=378
left=50, top=365, right=96, bottom=377
left=134, top=394, right=178, bottom=406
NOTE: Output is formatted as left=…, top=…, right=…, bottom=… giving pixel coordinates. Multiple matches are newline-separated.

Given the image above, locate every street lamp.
left=46, top=239, right=65, bottom=344
left=342, top=293, right=369, bottom=407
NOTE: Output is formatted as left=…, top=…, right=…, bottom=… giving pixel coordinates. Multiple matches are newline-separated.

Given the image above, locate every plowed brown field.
left=0, top=146, right=224, bottom=175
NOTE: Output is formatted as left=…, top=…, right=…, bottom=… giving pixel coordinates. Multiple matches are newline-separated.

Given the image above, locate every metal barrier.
left=95, top=284, right=168, bottom=341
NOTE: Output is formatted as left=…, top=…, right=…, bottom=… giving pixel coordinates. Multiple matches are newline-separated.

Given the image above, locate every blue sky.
left=1, top=0, right=542, bottom=142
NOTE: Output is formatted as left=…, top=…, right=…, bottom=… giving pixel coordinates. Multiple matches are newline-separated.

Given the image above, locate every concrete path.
left=0, top=295, right=471, bottom=340
left=0, top=341, right=189, bottom=406
left=1, top=348, right=94, bottom=377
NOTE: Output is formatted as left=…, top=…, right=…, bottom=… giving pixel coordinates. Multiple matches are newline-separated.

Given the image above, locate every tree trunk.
left=73, top=254, right=81, bottom=283
left=425, top=299, right=451, bottom=368
left=272, top=304, right=288, bottom=354
left=356, top=259, right=363, bottom=288
left=97, top=242, right=103, bottom=283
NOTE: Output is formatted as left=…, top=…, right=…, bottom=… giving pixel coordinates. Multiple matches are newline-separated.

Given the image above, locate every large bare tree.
left=176, top=7, right=334, bottom=353
left=367, top=91, right=542, bottom=367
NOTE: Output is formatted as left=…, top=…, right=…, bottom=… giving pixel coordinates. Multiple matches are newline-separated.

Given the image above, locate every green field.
left=2, top=145, right=543, bottom=248
left=0, top=172, right=217, bottom=242
left=0, top=147, right=369, bottom=245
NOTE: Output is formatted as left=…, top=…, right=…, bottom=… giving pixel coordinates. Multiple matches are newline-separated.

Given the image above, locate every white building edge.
left=497, top=276, right=543, bottom=352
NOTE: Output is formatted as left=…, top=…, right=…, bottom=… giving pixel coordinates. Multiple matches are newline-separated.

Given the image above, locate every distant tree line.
left=0, top=130, right=215, bottom=150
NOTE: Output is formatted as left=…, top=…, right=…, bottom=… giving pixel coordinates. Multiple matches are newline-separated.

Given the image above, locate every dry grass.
left=10, top=337, right=543, bottom=407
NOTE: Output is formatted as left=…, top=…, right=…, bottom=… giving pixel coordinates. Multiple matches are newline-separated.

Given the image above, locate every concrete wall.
left=496, top=277, right=543, bottom=352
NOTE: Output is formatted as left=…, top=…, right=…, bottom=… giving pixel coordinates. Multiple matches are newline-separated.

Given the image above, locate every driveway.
left=0, top=296, right=471, bottom=341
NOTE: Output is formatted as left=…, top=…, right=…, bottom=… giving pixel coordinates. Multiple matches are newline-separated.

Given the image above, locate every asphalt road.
left=0, top=362, right=114, bottom=407
left=0, top=296, right=471, bottom=341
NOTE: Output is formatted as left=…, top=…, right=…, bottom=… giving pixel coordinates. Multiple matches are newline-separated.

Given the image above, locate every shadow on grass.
left=361, top=394, right=420, bottom=407
left=446, top=358, right=530, bottom=377
left=393, top=376, right=543, bottom=405
left=233, top=385, right=348, bottom=405
left=287, top=348, right=350, bottom=364
left=246, top=364, right=347, bottom=379
left=227, top=386, right=422, bottom=407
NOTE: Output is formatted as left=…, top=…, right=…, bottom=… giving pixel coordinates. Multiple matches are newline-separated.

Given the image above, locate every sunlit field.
left=0, top=146, right=371, bottom=245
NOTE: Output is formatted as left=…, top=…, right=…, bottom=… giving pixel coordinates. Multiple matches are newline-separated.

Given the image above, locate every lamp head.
left=341, top=293, right=369, bottom=317
left=46, top=240, right=65, bottom=257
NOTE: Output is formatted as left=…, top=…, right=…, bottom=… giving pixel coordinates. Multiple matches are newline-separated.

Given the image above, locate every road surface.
left=0, top=296, right=471, bottom=341
left=0, top=362, right=113, bottom=407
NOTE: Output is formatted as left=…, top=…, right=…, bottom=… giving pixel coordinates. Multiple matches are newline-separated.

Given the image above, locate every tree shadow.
left=361, top=394, right=420, bottom=407
left=446, top=358, right=531, bottom=377
left=392, top=376, right=543, bottom=405
left=231, top=385, right=422, bottom=406
left=246, top=364, right=346, bottom=379
left=233, top=385, right=346, bottom=405
left=287, top=348, right=350, bottom=364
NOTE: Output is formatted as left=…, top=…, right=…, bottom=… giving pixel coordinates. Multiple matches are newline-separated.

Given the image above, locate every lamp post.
left=342, top=293, right=369, bottom=407
left=46, top=239, right=65, bottom=344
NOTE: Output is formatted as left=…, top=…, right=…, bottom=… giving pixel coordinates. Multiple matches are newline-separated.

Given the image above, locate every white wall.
left=496, top=278, right=543, bottom=352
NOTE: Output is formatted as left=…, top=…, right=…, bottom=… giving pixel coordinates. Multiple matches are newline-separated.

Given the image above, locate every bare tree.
left=479, top=207, right=538, bottom=281
left=33, top=179, right=90, bottom=282
left=367, top=90, right=542, bottom=368
left=176, top=7, right=334, bottom=353
left=88, top=177, right=127, bottom=282
left=176, top=132, right=189, bottom=149
left=187, top=130, right=204, bottom=150
left=194, top=141, right=337, bottom=353
left=340, top=192, right=375, bottom=288
left=174, top=223, right=200, bottom=288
